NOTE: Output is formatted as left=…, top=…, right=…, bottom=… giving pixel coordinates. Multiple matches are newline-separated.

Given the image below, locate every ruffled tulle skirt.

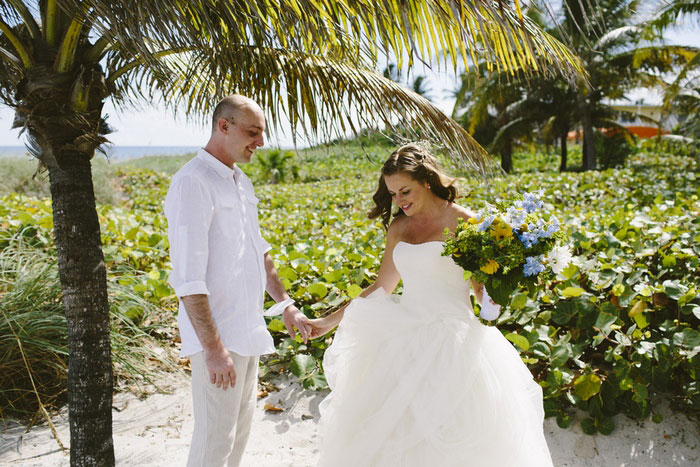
left=317, top=290, right=553, bottom=467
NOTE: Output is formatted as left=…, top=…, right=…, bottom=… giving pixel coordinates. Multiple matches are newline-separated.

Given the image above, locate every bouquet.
left=443, top=191, right=572, bottom=309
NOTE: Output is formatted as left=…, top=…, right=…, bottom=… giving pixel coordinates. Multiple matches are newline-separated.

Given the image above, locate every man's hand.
left=282, top=304, right=311, bottom=343
left=203, top=343, right=236, bottom=390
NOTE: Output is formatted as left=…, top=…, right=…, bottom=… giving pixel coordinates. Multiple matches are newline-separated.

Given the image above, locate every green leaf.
left=574, top=374, right=602, bottom=401
left=125, top=227, right=140, bottom=240
left=323, top=269, right=344, bottom=283
left=279, top=267, right=298, bottom=281
left=595, top=311, right=617, bottom=336
left=148, top=233, right=163, bottom=246
left=308, top=372, right=328, bottom=389
left=531, top=342, right=551, bottom=359
left=290, top=354, right=316, bottom=377
left=268, top=318, right=286, bottom=332
left=662, top=255, right=677, bottom=267
left=619, top=377, right=633, bottom=391
left=662, top=280, right=686, bottom=300
left=561, top=287, right=585, bottom=298
left=679, top=288, right=697, bottom=307
left=672, top=329, right=700, bottom=349
left=581, top=418, right=597, bottom=434
left=347, top=284, right=363, bottom=299
left=562, top=263, right=578, bottom=280
left=612, top=284, right=625, bottom=297
left=556, top=413, right=573, bottom=428
left=550, top=343, right=573, bottom=367
left=506, top=333, right=530, bottom=351
left=597, top=418, right=615, bottom=435
left=511, top=293, right=528, bottom=310
left=552, top=301, right=577, bottom=325
left=632, top=383, right=648, bottom=403
left=307, top=282, right=328, bottom=298
left=633, top=312, right=649, bottom=329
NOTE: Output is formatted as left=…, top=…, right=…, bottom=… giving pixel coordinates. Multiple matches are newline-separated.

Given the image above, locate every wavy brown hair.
left=368, top=143, right=458, bottom=229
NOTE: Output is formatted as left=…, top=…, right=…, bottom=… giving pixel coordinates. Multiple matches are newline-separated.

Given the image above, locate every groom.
left=165, top=95, right=310, bottom=466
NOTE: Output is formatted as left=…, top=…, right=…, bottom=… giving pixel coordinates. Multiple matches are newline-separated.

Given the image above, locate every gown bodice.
left=392, top=241, right=471, bottom=313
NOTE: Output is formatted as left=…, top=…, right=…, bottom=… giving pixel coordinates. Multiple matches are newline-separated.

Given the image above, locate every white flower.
left=547, top=245, right=573, bottom=274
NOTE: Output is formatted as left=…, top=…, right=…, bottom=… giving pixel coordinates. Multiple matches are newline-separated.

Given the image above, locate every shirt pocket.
left=217, top=193, right=239, bottom=210
left=214, top=195, right=243, bottom=239
left=242, top=190, right=259, bottom=206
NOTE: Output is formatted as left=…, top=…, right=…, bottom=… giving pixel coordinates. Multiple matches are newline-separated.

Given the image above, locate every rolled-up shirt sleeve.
left=165, top=175, right=213, bottom=297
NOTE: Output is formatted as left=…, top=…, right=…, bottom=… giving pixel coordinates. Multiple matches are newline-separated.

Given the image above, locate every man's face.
left=221, top=106, right=265, bottom=165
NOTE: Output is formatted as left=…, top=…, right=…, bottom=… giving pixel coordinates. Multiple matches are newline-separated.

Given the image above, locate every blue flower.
left=545, top=216, right=560, bottom=237
left=519, top=231, right=538, bottom=249
left=506, top=206, right=526, bottom=229
left=523, top=255, right=545, bottom=277
left=477, top=214, right=495, bottom=232
left=521, top=191, right=544, bottom=213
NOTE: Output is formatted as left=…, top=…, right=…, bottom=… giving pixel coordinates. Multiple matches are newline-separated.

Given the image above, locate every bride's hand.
left=308, top=317, right=336, bottom=339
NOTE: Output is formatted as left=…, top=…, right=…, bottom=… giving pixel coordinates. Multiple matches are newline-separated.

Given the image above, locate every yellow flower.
left=468, top=217, right=479, bottom=225
left=480, top=259, right=500, bottom=275
left=489, top=219, right=513, bottom=242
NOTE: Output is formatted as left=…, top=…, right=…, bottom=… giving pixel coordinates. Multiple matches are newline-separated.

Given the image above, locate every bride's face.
left=384, top=172, right=430, bottom=216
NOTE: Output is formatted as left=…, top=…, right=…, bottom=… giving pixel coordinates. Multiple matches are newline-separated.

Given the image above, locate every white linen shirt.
left=165, top=149, right=275, bottom=357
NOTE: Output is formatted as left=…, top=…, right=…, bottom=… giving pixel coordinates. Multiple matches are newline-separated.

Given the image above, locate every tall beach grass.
left=0, top=232, right=177, bottom=421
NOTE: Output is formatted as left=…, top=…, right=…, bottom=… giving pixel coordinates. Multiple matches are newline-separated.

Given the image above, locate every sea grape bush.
left=0, top=144, right=697, bottom=432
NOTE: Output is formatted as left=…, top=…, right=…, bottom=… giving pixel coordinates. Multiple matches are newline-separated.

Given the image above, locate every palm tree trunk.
left=559, top=129, right=568, bottom=172
left=580, top=96, right=596, bottom=170
left=501, top=140, right=513, bottom=173
left=48, top=150, right=115, bottom=467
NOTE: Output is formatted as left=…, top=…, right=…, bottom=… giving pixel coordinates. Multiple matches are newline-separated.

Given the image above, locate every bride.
left=308, top=143, right=554, bottom=466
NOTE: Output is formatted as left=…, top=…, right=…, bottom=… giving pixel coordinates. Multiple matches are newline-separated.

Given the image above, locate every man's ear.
left=217, top=117, right=229, bottom=134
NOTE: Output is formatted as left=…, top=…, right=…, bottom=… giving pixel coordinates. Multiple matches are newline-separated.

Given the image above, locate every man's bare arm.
left=181, top=294, right=236, bottom=390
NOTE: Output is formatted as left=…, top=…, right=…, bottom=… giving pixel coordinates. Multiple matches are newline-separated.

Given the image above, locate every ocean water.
left=0, top=146, right=200, bottom=160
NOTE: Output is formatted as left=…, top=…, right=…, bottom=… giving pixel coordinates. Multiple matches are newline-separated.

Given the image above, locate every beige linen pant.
left=187, top=351, right=259, bottom=467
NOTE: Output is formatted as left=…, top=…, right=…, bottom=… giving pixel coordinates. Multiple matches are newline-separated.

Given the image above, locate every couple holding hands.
left=164, top=95, right=553, bottom=466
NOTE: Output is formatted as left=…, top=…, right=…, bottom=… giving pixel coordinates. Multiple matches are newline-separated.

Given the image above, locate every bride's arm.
left=470, top=279, right=485, bottom=305
left=309, top=220, right=403, bottom=338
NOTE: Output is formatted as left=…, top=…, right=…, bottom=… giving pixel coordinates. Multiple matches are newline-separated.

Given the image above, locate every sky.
left=0, top=12, right=697, bottom=149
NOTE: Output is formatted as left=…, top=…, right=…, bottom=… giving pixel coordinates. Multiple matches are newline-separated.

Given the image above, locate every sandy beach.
left=1, top=373, right=698, bottom=467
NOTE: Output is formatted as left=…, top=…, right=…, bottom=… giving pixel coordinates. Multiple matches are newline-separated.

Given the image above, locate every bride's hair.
left=369, top=143, right=458, bottom=229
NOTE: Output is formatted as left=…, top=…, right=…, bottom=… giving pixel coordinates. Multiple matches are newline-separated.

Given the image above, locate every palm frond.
left=59, top=0, right=584, bottom=81
left=143, top=46, right=499, bottom=173
left=594, top=25, right=640, bottom=50
left=648, top=0, right=700, bottom=32
left=489, top=116, right=529, bottom=151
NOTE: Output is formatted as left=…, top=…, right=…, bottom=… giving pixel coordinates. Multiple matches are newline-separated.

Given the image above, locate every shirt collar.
left=196, top=148, right=236, bottom=179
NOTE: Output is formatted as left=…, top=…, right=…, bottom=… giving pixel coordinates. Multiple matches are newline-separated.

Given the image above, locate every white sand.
left=1, top=374, right=698, bottom=467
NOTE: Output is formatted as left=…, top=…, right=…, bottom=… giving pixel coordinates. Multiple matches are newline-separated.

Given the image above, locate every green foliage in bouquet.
left=443, top=193, right=568, bottom=307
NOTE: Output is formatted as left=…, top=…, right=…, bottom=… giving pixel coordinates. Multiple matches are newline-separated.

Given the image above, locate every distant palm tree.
left=647, top=0, right=700, bottom=140
left=551, top=0, right=695, bottom=169
left=0, top=1, right=582, bottom=464
left=453, top=68, right=531, bottom=173
left=457, top=0, right=697, bottom=172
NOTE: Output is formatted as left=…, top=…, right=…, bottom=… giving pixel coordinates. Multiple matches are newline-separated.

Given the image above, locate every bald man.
left=165, top=95, right=311, bottom=466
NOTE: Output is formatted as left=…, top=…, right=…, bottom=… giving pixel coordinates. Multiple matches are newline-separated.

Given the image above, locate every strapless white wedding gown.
left=317, top=241, right=554, bottom=467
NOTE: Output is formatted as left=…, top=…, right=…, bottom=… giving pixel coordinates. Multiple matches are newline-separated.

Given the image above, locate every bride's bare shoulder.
left=449, top=203, right=477, bottom=222
left=386, top=215, right=409, bottom=244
